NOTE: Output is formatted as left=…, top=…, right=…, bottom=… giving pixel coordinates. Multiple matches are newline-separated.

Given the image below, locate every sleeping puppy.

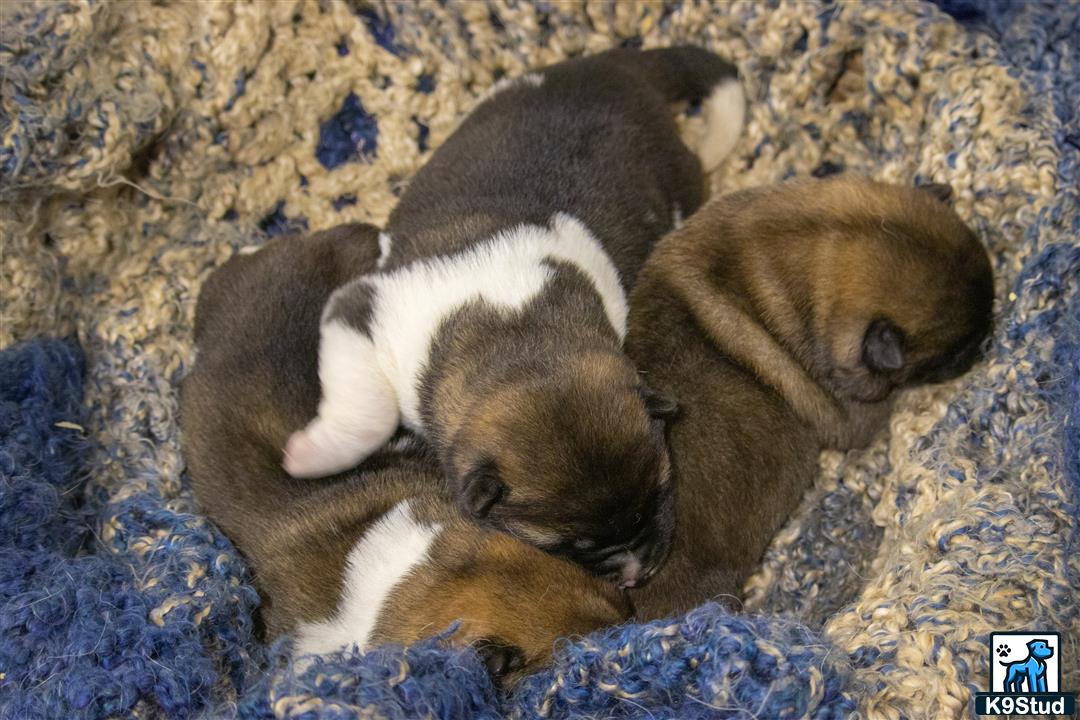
left=181, top=227, right=629, bottom=682
left=282, top=46, right=747, bottom=586
left=625, top=176, right=994, bottom=619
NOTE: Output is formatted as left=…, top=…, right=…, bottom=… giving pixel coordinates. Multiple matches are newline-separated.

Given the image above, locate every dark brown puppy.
left=625, top=176, right=993, bottom=619
left=181, top=227, right=629, bottom=682
left=281, top=46, right=746, bottom=587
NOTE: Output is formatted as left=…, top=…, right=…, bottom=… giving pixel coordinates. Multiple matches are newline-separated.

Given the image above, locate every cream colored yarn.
left=2, top=2, right=1076, bottom=718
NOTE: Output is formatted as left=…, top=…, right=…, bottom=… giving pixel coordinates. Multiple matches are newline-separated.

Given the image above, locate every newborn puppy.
left=181, top=228, right=630, bottom=682
left=625, top=176, right=993, bottom=619
left=283, top=46, right=746, bottom=586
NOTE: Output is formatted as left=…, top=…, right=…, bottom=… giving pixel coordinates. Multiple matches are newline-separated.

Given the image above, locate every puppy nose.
left=609, top=551, right=643, bottom=588
left=605, top=546, right=664, bottom=589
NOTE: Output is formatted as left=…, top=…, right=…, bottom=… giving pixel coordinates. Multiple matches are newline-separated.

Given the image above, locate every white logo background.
left=990, top=633, right=1060, bottom=693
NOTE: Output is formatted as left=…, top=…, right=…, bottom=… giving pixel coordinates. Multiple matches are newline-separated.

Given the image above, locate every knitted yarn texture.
left=1, top=1, right=1077, bottom=718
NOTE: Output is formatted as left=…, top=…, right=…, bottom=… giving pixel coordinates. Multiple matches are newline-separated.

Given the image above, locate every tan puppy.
left=181, top=226, right=629, bottom=682
left=625, top=176, right=993, bottom=619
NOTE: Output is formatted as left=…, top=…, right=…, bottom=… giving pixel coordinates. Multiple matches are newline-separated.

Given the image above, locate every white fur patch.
left=286, top=212, right=628, bottom=474
left=697, top=79, right=746, bottom=171
left=363, top=212, right=627, bottom=430
left=293, top=501, right=441, bottom=658
left=376, top=232, right=393, bottom=270
left=283, top=319, right=400, bottom=478
left=237, top=244, right=262, bottom=256
left=672, top=204, right=684, bottom=230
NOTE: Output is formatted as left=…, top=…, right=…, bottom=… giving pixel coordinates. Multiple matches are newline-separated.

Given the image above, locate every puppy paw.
left=283, top=429, right=328, bottom=478
left=283, top=424, right=362, bottom=478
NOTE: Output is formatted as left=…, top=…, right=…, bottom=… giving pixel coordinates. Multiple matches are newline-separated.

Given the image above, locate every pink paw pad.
left=282, top=431, right=325, bottom=478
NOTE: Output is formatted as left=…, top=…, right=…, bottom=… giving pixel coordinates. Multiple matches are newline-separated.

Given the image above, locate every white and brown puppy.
left=624, top=176, right=994, bottom=619
left=181, top=227, right=630, bottom=682
left=282, top=46, right=746, bottom=586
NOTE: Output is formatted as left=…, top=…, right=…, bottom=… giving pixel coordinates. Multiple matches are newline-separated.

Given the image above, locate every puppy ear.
left=458, top=461, right=506, bottom=519
left=862, top=319, right=905, bottom=373
left=473, top=637, right=526, bottom=681
left=918, top=182, right=953, bottom=205
left=639, top=385, right=679, bottom=421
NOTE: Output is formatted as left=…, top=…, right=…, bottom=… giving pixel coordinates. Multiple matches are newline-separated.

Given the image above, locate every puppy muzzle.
left=608, top=551, right=645, bottom=589
left=594, top=541, right=666, bottom=589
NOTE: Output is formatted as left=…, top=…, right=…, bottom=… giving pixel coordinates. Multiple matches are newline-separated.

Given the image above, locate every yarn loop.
left=1, top=1, right=1077, bottom=718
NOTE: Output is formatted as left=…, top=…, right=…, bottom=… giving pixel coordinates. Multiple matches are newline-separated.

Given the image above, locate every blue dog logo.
left=1001, top=639, right=1054, bottom=693
left=975, top=631, right=1075, bottom=715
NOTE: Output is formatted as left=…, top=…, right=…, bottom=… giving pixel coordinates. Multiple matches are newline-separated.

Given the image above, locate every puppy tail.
left=634, top=46, right=746, bottom=172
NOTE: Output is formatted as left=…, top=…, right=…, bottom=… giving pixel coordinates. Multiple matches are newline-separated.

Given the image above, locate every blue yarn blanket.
left=1, top=1, right=1077, bottom=718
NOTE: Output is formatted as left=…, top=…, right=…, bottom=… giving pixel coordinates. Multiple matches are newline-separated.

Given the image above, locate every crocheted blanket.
left=1, top=1, right=1077, bottom=718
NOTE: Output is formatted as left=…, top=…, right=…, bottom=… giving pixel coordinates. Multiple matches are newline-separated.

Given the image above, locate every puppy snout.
left=918, top=334, right=988, bottom=385
left=610, top=551, right=643, bottom=588
left=596, top=542, right=663, bottom=589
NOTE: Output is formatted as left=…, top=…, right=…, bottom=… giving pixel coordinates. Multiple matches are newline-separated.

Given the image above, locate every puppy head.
left=807, top=179, right=994, bottom=402
left=447, top=351, right=675, bottom=587
left=377, top=527, right=632, bottom=685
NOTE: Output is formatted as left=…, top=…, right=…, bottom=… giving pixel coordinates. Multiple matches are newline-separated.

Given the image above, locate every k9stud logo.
left=974, top=632, right=1075, bottom=716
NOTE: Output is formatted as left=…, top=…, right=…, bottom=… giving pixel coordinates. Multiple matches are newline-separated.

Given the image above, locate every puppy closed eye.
left=638, top=384, right=679, bottom=421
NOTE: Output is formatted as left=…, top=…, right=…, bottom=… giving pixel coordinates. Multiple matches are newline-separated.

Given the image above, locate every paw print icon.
left=996, top=644, right=1011, bottom=659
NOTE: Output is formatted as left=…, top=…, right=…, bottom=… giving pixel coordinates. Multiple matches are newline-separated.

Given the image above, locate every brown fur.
left=322, top=47, right=739, bottom=584
left=181, top=228, right=629, bottom=680
left=295, top=46, right=743, bottom=587
left=419, top=264, right=675, bottom=581
left=373, top=527, right=629, bottom=681
left=625, top=176, right=993, bottom=619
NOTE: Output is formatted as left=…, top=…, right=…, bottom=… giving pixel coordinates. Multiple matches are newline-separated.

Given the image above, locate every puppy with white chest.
left=282, top=46, right=747, bottom=586
left=624, top=176, right=994, bottom=619
left=181, top=227, right=630, bottom=682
